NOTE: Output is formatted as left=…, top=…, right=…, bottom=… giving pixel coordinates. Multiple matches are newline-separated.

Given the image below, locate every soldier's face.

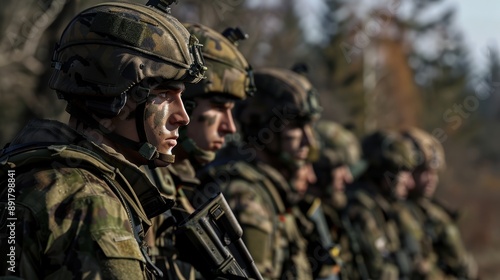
left=144, top=81, right=189, bottom=161
left=292, top=163, right=316, bottom=196
left=278, top=123, right=314, bottom=166
left=186, top=97, right=237, bottom=152
left=412, top=167, right=439, bottom=198
left=393, top=170, right=415, bottom=200
left=331, top=165, right=353, bottom=192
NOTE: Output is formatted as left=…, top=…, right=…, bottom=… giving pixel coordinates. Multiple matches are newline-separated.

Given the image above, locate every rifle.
left=302, top=198, right=341, bottom=278
left=175, top=193, right=263, bottom=280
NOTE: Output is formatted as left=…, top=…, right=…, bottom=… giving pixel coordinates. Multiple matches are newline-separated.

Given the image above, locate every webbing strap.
left=90, top=12, right=150, bottom=49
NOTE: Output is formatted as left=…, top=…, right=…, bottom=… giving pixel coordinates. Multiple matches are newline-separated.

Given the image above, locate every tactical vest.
left=0, top=142, right=169, bottom=279
left=203, top=160, right=312, bottom=279
left=346, top=189, right=402, bottom=280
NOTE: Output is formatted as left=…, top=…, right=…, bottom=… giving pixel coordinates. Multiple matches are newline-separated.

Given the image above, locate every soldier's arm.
left=222, top=179, right=276, bottom=279
left=437, top=217, right=478, bottom=279
left=12, top=168, right=147, bottom=279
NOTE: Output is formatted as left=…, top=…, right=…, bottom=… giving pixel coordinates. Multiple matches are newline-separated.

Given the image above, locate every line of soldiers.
left=311, top=125, right=479, bottom=280
left=0, top=0, right=478, bottom=279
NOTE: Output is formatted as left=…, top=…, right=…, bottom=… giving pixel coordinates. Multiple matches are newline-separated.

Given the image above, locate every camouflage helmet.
left=182, top=23, right=255, bottom=102
left=238, top=68, right=322, bottom=133
left=49, top=1, right=206, bottom=117
left=361, top=130, right=417, bottom=176
left=315, top=120, right=361, bottom=167
left=402, top=127, right=446, bottom=171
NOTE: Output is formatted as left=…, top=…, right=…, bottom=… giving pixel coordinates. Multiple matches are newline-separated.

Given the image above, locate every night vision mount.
left=146, top=0, right=178, bottom=13
left=222, top=27, right=248, bottom=46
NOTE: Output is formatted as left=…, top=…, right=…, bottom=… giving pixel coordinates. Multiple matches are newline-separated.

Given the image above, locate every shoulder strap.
left=231, top=161, right=286, bottom=214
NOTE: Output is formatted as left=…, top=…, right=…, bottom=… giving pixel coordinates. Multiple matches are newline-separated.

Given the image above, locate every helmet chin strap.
left=68, top=91, right=175, bottom=168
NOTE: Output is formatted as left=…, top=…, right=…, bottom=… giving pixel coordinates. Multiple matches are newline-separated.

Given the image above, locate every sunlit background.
left=1, top=0, right=499, bottom=278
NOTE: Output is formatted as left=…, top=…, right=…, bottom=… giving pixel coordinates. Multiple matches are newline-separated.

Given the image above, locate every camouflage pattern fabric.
left=239, top=68, right=322, bottom=130
left=199, top=159, right=313, bottom=280
left=182, top=23, right=254, bottom=100
left=407, top=198, right=478, bottom=279
left=361, top=130, right=418, bottom=177
left=145, top=163, right=198, bottom=280
left=344, top=184, right=401, bottom=280
left=315, top=120, right=362, bottom=168
left=50, top=2, right=205, bottom=103
left=0, top=119, right=166, bottom=279
left=393, top=201, right=446, bottom=280
left=402, top=127, right=446, bottom=171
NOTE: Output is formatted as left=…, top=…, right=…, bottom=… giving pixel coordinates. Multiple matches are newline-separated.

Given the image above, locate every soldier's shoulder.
left=421, top=199, right=453, bottom=224
left=348, top=188, right=376, bottom=210
left=15, top=165, right=119, bottom=213
left=204, top=160, right=263, bottom=184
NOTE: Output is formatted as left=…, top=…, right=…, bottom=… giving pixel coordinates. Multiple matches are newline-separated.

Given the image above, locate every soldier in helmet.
left=199, top=68, right=321, bottom=279
left=344, top=130, right=418, bottom=279
left=145, top=23, right=255, bottom=279
left=306, top=120, right=365, bottom=279
left=402, top=128, right=478, bottom=279
left=170, top=23, right=254, bottom=207
left=0, top=2, right=205, bottom=278
left=310, top=120, right=364, bottom=210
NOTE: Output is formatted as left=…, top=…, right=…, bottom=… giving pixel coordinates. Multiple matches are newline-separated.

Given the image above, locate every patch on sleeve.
left=92, top=230, right=145, bottom=262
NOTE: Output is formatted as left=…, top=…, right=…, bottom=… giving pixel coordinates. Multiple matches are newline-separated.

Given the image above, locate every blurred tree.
left=316, top=0, right=475, bottom=137
left=0, top=0, right=121, bottom=146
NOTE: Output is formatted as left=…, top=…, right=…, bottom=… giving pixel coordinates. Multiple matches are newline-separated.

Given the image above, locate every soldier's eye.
left=158, top=92, right=174, bottom=101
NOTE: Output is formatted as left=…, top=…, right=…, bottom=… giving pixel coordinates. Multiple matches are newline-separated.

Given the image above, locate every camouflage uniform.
left=344, top=130, right=418, bottom=280
left=403, top=128, right=478, bottom=279
left=200, top=68, right=321, bottom=279
left=0, top=2, right=205, bottom=278
left=147, top=23, right=254, bottom=279
left=0, top=119, right=169, bottom=279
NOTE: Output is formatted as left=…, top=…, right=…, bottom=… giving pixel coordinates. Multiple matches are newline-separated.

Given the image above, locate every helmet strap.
left=68, top=101, right=175, bottom=168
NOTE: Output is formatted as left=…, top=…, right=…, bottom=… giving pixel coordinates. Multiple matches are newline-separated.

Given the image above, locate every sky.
left=455, top=0, right=500, bottom=72
left=245, top=0, right=499, bottom=72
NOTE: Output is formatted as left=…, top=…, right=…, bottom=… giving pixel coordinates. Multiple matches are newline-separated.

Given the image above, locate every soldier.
left=146, top=23, right=255, bottom=279
left=402, top=127, right=478, bottom=279
left=310, top=120, right=364, bottom=211
left=199, top=68, right=322, bottom=279
left=0, top=1, right=206, bottom=278
left=345, top=130, right=417, bottom=279
left=308, top=120, right=365, bottom=279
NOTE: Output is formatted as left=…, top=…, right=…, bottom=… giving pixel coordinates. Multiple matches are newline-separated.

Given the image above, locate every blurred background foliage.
left=1, top=0, right=499, bottom=278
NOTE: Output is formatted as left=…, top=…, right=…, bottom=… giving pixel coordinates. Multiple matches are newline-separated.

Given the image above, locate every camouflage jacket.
left=407, top=198, right=478, bottom=279
left=344, top=183, right=403, bottom=280
left=146, top=160, right=198, bottom=280
left=200, top=160, right=313, bottom=280
left=0, top=119, right=171, bottom=279
left=393, top=201, right=446, bottom=280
